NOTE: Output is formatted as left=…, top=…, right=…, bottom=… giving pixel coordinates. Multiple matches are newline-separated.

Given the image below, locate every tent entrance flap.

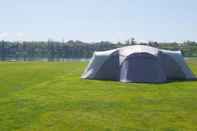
left=120, top=53, right=166, bottom=83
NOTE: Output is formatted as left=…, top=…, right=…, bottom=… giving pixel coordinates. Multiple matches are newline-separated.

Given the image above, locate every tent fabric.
left=93, top=52, right=120, bottom=80
left=120, top=53, right=166, bottom=83
left=81, top=45, right=196, bottom=83
left=81, top=49, right=117, bottom=79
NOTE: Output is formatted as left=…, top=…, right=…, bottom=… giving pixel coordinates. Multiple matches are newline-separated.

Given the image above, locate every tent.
left=81, top=45, right=196, bottom=83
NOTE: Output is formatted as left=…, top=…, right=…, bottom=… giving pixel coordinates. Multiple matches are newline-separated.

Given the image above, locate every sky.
left=0, top=0, right=196, bottom=42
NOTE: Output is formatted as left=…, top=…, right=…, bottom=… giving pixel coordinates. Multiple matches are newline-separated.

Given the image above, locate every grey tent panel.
left=94, top=52, right=120, bottom=80
left=120, top=53, right=166, bottom=83
left=95, top=52, right=120, bottom=81
left=81, top=45, right=196, bottom=83
left=81, top=49, right=117, bottom=79
left=158, top=52, right=185, bottom=80
left=160, top=50, right=196, bottom=80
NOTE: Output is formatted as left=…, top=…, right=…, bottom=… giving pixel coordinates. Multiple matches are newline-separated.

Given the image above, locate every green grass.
left=0, top=59, right=197, bottom=131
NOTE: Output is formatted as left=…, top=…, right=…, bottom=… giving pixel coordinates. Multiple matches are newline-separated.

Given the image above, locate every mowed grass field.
left=0, top=59, right=197, bottom=131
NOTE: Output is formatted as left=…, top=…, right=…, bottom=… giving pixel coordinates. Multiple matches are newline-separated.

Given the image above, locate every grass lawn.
left=0, top=59, right=197, bottom=131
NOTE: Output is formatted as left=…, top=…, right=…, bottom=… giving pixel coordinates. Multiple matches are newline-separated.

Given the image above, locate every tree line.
left=0, top=39, right=196, bottom=61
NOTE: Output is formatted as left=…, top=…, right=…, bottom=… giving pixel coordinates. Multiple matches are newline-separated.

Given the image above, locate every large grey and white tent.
left=81, top=45, right=196, bottom=83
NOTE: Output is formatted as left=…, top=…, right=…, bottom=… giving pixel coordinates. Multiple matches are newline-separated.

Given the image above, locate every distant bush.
left=0, top=40, right=196, bottom=61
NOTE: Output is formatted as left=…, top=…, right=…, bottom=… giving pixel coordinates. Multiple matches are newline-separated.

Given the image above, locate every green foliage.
left=0, top=40, right=197, bottom=61
left=0, top=59, right=197, bottom=130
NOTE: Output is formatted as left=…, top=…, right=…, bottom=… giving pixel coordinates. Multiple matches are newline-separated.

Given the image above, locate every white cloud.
left=138, top=40, right=148, bottom=43
left=0, top=32, right=9, bottom=39
left=0, top=32, right=27, bottom=41
left=16, top=32, right=25, bottom=37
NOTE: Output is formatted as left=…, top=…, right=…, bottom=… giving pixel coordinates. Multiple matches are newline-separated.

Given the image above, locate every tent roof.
left=119, top=45, right=159, bottom=56
left=94, top=45, right=181, bottom=57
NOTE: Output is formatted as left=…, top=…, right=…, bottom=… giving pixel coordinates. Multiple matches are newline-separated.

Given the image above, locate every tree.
left=130, top=37, right=136, bottom=45
left=148, top=41, right=159, bottom=47
left=0, top=41, right=7, bottom=61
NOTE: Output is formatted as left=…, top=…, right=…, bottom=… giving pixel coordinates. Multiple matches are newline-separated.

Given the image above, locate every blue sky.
left=0, top=0, right=196, bottom=42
